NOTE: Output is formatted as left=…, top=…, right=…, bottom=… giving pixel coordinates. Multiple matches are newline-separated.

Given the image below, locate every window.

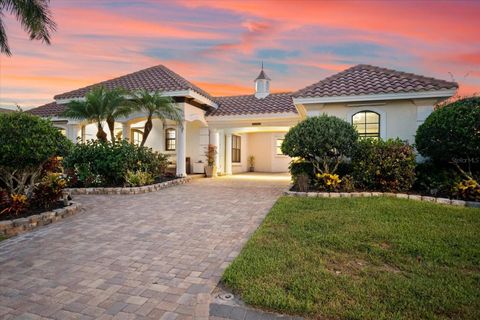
left=275, top=138, right=284, bottom=155
left=352, top=111, right=380, bottom=138
left=232, top=135, right=241, bottom=163
left=165, top=128, right=176, bottom=151
left=131, top=128, right=143, bottom=145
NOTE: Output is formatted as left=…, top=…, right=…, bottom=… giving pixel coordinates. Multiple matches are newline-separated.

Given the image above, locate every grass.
left=222, top=197, right=480, bottom=320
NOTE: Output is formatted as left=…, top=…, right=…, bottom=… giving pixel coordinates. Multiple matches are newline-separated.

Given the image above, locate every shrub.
left=289, top=160, right=315, bottom=179
left=282, top=115, right=359, bottom=174
left=352, top=138, right=416, bottom=192
left=293, top=173, right=310, bottom=192
left=125, top=170, right=154, bottom=187
left=63, top=140, right=168, bottom=187
left=0, top=112, right=71, bottom=197
left=416, top=97, right=480, bottom=178
left=289, top=159, right=354, bottom=191
left=453, top=179, right=480, bottom=202
left=0, top=193, right=28, bottom=217
left=31, top=173, right=66, bottom=210
left=413, top=161, right=461, bottom=197
left=315, top=173, right=342, bottom=191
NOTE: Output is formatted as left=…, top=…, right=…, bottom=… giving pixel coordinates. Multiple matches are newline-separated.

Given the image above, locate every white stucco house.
left=29, top=64, right=457, bottom=177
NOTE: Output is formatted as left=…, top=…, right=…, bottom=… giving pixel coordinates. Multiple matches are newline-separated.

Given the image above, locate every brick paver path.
left=0, top=173, right=290, bottom=320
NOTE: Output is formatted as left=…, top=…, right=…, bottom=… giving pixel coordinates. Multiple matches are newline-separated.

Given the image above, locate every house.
left=29, top=64, right=457, bottom=176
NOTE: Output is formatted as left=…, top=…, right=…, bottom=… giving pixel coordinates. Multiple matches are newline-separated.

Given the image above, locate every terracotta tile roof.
left=293, top=64, right=458, bottom=98
left=54, top=65, right=213, bottom=101
left=207, top=93, right=297, bottom=117
left=28, top=101, right=66, bottom=117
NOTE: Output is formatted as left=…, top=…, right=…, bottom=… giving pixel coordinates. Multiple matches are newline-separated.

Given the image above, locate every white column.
left=176, top=121, right=187, bottom=177
left=66, top=124, right=81, bottom=143
left=209, top=128, right=220, bottom=172
left=225, top=133, right=232, bottom=175
left=121, top=122, right=131, bottom=142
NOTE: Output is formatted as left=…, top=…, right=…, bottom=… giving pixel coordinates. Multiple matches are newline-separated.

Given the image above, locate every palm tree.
left=103, top=87, right=131, bottom=143
left=1, top=0, right=56, bottom=56
left=63, top=86, right=131, bottom=142
left=131, top=90, right=183, bottom=147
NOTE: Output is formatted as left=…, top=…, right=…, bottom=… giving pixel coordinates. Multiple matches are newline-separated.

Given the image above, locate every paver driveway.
left=0, top=173, right=290, bottom=320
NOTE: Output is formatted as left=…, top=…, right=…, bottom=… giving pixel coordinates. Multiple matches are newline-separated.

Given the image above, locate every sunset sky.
left=0, top=0, right=479, bottom=109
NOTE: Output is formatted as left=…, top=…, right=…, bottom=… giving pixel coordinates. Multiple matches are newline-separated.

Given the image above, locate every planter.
left=205, top=165, right=217, bottom=178
left=283, top=190, right=480, bottom=208
left=0, top=201, right=81, bottom=238
left=249, top=167, right=255, bottom=172
left=65, top=177, right=191, bottom=195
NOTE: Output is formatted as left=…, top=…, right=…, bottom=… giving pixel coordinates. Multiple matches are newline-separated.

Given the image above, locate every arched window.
left=352, top=111, right=380, bottom=138
left=165, top=128, right=176, bottom=151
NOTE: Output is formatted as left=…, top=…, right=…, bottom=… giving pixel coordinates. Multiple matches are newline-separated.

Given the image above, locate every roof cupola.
left=254, top=62, right=271, bottom=99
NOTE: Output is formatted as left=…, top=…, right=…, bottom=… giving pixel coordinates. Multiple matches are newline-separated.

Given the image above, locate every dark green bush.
left=63, top=140, right=169, bottom=187
left=0, top=112, right=71, bottom=197
left=416, top=97, right=480, bottom=174
left=352, top=138, right=416, bottom=192
left=413, top=161, right=461, bottom=197
left=289, top=160, right=353, bottom=191
left=282, top=115, right=358, bottom=174
left=289, top=161, right=314, bottom=191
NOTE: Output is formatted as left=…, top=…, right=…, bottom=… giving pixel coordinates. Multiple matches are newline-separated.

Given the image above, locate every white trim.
left=293, top=89, right=456, bottom=105
left=206, top=112, right=299, bottom=122
left=346, top=107, right=387, bottom=139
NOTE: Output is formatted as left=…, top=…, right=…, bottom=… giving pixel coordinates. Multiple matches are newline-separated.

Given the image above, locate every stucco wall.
left=303, top=98, right=437, bottom=144
left=246, top=132, right=290, bottom=173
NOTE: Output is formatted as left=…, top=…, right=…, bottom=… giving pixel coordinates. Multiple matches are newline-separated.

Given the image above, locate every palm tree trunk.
left=140, top=116, right=153, bottom=147
left=107, top=117, right=116, bottom=143
left=96, top=123, right=107, bottom=141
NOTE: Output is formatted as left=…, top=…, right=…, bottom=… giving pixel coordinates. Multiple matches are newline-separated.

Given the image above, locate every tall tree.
left=0, top=0, right=56, bottom=56
left=63, top=86, right=131, bottom=142
left=131, top=90, right=183, bottom=147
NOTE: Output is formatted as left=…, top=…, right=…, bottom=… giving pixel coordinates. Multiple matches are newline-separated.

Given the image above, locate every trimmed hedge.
left=352, top=139, right=416, bottom=192
left=63, top=140, right=168, bottom=187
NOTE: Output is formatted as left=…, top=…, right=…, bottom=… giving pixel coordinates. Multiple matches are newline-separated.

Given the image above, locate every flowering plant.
left=316, top=173, right=342, bottom=191
left=453, top=179, right=480, bottom=201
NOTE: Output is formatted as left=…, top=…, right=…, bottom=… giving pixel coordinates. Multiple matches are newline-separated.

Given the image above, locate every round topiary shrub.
left=281, top=115, right=359, bottom=174
left=0, top=112, right=71, bottom=197
left=416, top=97, right=480, bottom=170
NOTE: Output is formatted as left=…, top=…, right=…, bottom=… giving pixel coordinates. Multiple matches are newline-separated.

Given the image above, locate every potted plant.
left=204, top=144, right=217, bottom=178
left=248, top=155, right=255, bottom=172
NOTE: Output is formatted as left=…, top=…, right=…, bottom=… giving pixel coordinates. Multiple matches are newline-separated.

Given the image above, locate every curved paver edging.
left=0, top=201, right=82, bottom=238
left=284, top=190, right=480, bottom=208
left=65, top=176, right=191, bottom=195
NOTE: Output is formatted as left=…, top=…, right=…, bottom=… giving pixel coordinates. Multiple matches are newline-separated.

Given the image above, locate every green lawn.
left=222, top=197, right=480, bottom=320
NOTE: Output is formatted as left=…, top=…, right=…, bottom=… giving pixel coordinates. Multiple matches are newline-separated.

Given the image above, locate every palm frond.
left=0, top=11, right=11, bottom=55
left=5, top=0, right=56, bottom=43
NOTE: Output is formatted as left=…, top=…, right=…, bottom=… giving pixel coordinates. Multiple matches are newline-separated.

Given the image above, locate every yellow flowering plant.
left=0, top=193, right=28, bottom=216
left=316, top=173, right=342, bottom=191
left=453, top=179, right=480, bottom=202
